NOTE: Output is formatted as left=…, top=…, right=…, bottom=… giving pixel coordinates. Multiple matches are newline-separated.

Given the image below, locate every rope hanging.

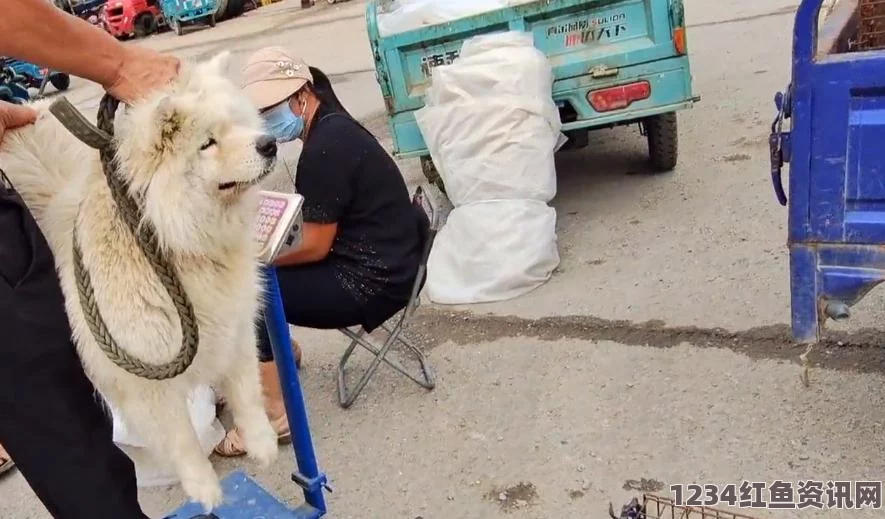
left=50, top=95, right=200, bottom=380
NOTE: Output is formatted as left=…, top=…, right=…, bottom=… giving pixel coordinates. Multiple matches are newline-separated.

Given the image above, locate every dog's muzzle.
left=218, top=160, right=276, bottom=191
left=218, top=134, right=278, bottom=191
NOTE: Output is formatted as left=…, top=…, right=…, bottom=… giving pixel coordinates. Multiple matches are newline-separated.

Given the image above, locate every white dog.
left=0, top=52, right=281, bottom=511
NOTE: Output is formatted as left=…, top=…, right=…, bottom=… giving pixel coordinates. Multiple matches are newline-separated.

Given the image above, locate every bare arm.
left=0, top=0, right=125, bottom=90
left=273, top=222, right=338, bottom=267
left=0, top=0, right=179, bottom=102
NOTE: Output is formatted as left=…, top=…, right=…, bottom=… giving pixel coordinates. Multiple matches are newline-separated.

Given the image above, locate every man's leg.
left=0, top=183, right=147, bottom=518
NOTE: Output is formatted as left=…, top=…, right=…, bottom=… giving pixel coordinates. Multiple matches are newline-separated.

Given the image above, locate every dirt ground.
left=3, top=1, right=885, bottom=518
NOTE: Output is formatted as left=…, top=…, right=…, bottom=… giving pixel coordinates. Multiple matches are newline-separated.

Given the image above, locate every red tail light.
left=673, top=26, right=687, bottom=55
left=587, top=81, right=651, bottom=113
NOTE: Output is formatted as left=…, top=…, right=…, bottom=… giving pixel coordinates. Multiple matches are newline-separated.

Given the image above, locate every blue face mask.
left=263, top=99, right=304, bottom=143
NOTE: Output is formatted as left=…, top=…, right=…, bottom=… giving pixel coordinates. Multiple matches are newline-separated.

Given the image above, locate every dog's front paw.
left=244, top=420, right=279, bottom=467
left=182, top=474, right=224, bottom=513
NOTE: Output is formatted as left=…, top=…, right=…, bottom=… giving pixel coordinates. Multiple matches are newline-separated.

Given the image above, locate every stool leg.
left=347, top=328, right=434, bottom=390
left=392, top=333, right=435, bottom=390
left=337, top=326, right=400, bottom=409
left=337, top=323, right=435, bottom=409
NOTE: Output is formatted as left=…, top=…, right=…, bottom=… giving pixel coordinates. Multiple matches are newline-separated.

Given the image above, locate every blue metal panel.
left=789, top=245, right=819, bottom=344
left=771, top=0, right=885, bottom=342
left=370, top=0, right=685, bottom=114
left=164, top=471, right=321, bottom=519
left=160, top=0, right=218, bottom=22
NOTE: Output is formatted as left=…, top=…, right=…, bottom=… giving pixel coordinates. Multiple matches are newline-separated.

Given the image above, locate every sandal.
left=213, top=414, right=292, bottom=458
left=0, top=443, right=15, bottom=476
left=215, top=339, right=302, bottom=411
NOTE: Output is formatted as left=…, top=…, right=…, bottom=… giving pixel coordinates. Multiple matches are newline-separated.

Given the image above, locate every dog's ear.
left=205, top=51, right=232, bottom=76
left=154, top=95, right=184, bottom=148
left=156, top=95, right=174, bottom=118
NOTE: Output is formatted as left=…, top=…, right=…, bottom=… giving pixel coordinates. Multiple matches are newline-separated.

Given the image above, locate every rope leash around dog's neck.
left=49, top=95, right=200, bottom=381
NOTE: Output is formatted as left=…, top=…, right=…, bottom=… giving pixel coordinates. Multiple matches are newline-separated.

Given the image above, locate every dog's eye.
left=200, top=138, right=217, bottom=151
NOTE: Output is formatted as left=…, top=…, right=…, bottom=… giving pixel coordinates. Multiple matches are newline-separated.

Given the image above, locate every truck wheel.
left=216, top=0, right=230, bottom=19
left=420, top=156, right=447, bottom=196
left=224, top=0, right=245, bottom=18
left=49, top=73, right=70, bottom=91
left=209, top=14, right=216, bottom=27
left=643, top=112, right=678, bottom=172
left=134, top=13, right=157, bottom=37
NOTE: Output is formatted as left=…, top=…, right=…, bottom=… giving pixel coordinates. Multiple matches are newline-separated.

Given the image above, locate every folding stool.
left=336, top=185, right=438, bottom=408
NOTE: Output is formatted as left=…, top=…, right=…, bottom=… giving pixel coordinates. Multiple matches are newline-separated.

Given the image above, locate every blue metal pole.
left=262, top=266, right=329, bottom=515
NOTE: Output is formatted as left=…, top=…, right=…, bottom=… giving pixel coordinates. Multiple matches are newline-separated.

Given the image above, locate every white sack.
left=377, top=0, right=538, bottom=37
left=416, top=32, right=560, bottom=206
left=416, top=99, right=557, bottom=206
left=426, top=200, right=559, bottom=304
left=425, top=31, right=558, bottom=107
left=416, top=31, right=562, bottom=304
left=110, top=385, right=225, bottom=488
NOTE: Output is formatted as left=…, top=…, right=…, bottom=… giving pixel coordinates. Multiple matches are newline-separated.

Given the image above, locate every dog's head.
left=113, top=51, right=276, bottom=255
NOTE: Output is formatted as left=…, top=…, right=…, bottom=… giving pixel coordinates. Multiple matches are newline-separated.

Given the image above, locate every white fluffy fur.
left=0, top=52, right=284, bottom=512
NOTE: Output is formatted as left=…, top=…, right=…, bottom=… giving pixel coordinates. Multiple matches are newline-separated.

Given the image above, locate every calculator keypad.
left=254, top=196, right=290, bottom=249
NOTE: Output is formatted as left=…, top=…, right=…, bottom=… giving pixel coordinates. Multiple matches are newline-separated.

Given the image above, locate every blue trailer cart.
left=366, top=0, right=700, bottom=191
left=160, top=0, right=219, bottom=36
left=769, top=0, right=885, bottom=343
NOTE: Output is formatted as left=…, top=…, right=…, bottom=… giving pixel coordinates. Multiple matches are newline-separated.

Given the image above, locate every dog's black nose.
left=255, top=134, right=277, bottom=158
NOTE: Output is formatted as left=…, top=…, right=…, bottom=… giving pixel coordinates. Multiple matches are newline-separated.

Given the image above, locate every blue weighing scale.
left=165, top=191, right=332, bottom=519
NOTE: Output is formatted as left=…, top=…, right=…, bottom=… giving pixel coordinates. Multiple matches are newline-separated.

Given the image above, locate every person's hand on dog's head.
left=0, top=101, right=38, bottom=145
left=104, top=47, right=180, bottom=104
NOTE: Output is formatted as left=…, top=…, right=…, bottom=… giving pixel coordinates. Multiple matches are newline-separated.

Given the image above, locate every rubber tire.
left=224, top=0, right=245, bottom=18
left=420, top=156, right=447, bottom=196
left=133, top=13, right=157, bottom=37
left=644, top=112, right=678, bottom=172
left=215, top=0, right=230, bottom=19
left=209, top=14, right=216, bottom=27
left=49, top=73, right=71, bottom=91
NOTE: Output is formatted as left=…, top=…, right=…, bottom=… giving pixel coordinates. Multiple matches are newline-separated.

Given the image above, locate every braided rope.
left=71, top=95, right=200, bottom=380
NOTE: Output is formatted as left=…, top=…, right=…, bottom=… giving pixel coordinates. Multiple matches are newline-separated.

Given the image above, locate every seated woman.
left=215, top=47, right=423, bottom=457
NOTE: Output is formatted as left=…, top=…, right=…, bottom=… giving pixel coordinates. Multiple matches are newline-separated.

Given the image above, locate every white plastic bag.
left=415, top=31, right=562, bottom=304
left=416, top=99, right=558, bottom=205
left=377, top=0, right=537, bottom=37
left=110, top=385, right=225, bottom=488
left=426, top=200, right=560, bottom=304
left=417, top=32, right=560, bottom=206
